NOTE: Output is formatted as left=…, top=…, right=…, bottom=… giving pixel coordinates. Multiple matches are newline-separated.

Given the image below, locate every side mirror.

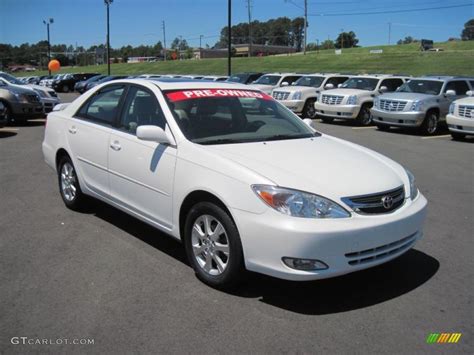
left=324, top=83, right=334, bottom=90
left=337, top=83, right=343, bottom=88
left=379, top=86, right=388, bottom=93
left=303, top=118, right=316, bottom=129
left=445, top=90, right=456, bottom=97
left=137, top=125, right=173, bottom=145
left=466, top=90, right=473, bottom=97
left=281, top=81, right=289, bottom=87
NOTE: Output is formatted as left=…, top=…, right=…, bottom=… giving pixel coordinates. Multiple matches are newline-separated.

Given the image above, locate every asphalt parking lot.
left=0, top=93, right=472, bottom=354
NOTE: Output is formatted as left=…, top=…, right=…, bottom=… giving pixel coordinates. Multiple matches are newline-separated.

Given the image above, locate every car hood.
left=322, top=88, right=369, bottom=97
left=273, top=85, right=318, bottom=93
left=247, top=84, right=276, bottom=93
left=205, top=135, right=406, bottom=200
left=452, top=96, right=474, bottom=105
left=379, top=92, right=435, bottom=101
left=1, top=83, right=36, bottom=95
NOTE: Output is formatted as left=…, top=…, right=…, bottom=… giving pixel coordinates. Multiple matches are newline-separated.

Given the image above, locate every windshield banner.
left=166, top=89, right=272, bottom=102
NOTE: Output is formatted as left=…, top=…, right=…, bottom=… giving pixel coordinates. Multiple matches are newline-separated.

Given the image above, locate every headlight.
left=13, top=93, right=29, bottom=103
left=410, top=100, right=425, bottom=112
left=347, top=95, right=357, bottom=105
left=405, top=169, right=418, bottom=200
left=373, top=97, right=380, bottom=108
left=33, top=88, right=47, bottom=98
left=252, top=185, right=350, bottom=219
left=449, top=103, right=455, bottom=114
left=293, top=91, right=302, bottom=100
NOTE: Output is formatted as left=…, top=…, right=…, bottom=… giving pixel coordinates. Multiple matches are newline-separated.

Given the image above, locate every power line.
left=308, top=3, right=472, bottom=16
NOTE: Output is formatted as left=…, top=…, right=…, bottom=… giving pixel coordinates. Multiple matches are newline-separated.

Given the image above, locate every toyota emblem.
left=381, top=196, right=394, bottom=209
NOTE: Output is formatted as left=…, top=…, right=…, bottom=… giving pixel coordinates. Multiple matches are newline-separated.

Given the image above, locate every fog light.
left=282, top=257, right=329, bottom=271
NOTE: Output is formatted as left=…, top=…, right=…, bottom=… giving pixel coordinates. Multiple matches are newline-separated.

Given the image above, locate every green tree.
left=320, top=39, right=334, bottom=49
left=334, top=31, right=359, bottom=49
left=461, top=19, right=474, bottom=40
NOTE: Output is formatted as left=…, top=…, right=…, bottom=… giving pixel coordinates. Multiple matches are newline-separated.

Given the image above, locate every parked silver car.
left=0, top=79, right=43, bottom=123
left=371, top=76, right=474, bottom=135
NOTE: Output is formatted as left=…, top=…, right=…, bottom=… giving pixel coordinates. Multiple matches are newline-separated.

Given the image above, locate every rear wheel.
left=356, top=104, right=373, bottom=126
left=451, top=132, right=465, bottom=140
left=57, top=156, right=86, bottom=210
left=62, top=84, right=70, bottom=93
left=302, top=99, right=317, bottom=119
left=184, top=202, right=245, bottom=289
left=419, top=110, right=439, bottom=135
left=3, top=104, right=14, bottom=125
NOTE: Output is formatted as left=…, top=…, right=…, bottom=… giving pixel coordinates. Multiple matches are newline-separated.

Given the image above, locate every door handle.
left=68, top=126, right=77, bottom=134
left=110, top=141, right=121, bottom=151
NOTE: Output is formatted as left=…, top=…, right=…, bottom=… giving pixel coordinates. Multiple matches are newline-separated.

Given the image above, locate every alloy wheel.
left=60, top=162, right=77, bottom=202
left=427, top=113, right=438, bottom=134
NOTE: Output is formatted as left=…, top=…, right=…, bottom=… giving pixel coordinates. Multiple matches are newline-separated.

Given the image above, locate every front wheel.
left=62, top=85, right=70, bottom=93
left=302, top=99, right=317, bottom=119
left=356, top=104, right=373, bottom=126
left=183, top=202, right=245, bottom=289
left=57, top=156, right=86, bottom=210
left=419, top=111, right=439, bottom=135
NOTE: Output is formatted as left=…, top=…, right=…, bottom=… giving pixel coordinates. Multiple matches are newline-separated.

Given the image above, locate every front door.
left=108, top=85, right=177, bottom=229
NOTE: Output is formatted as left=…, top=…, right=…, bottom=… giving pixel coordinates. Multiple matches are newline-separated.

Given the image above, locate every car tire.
left=356, top=104, right=373, bottom=126
left=321, top=117, right=334, bottom=124
left=376, top=123, right=390, bottom=131
left=450, top=132, right=465, bottom=140
left=419, top=110, right=439, bottom=135
left=57, top=156, right=86, bottom=210
left=2, top=103, right=14, bottom=125
left=62, top=85, right=70, bottom=93
left=302, top=99, right=317, bottom=119
left=183, top=202, right=245, bottom=289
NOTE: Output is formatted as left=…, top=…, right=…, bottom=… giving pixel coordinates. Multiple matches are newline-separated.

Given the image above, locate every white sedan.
left=42, top=79, right=427, bottom=288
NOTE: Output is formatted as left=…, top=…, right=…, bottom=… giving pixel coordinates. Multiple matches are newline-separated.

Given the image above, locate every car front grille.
left=272, top=91, right=290, bottom=100
left=321, top=94, right=344, bottom=105
left=379, top=99, right=407, bottom=112
left=458, top=105, right=474, bottom=119
left=48, top=91, right=58, bottom=97
left=341, top=186, right=405, bottom=215
left=345, top=232, right=417, bottom=266
left=26, top=94, right=41, bottom=103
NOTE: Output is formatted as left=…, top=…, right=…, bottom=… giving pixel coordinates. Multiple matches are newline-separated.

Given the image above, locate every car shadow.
left=10, top=119, right=46, bottom=127
left=82, top=200, right=439, bottom=315
left=0, top=131, right=17, bottom=138
left=379, top=125, right=450, bottom=137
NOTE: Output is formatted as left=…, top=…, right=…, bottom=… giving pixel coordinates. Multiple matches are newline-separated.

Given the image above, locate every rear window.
left=164, top=88, right=316, bottom=145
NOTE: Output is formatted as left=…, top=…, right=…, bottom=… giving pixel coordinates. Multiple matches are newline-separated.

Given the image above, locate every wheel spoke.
left=192, top=224, right=205, bottom=240
left=213, top=254, right=225, bottom=273
left=203, top=215, right=211, bottom=236
left=203, top=253, right=213, bottom=272
left=214, top=242, right=229, bottom=255
left=209, top=222, right=224, bottom=241
left=192, top=243, right=204, bottom=256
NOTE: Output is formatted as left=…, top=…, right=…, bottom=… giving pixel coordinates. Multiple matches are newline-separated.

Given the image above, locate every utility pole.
left=228, top=0, right=232, bottom=76
left=104, top=0, right=113, bottom=75
left=388, top=22, right=392, bottom=45
left=303, top=0, right=307, bottom=55
left=43, top=18, right=53, bottom=74
left=340, top=28, right=344, bottom=51
left=316, top=38, right=319, bottom=54
left=246, top=0, right=252, bottom=57
left=162, top=20, right=167, bottom=61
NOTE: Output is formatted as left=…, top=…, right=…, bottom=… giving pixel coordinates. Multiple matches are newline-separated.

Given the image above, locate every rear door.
left=108, top=85, right=177, bottom=229
left=68, top=84, right=126, bottom=197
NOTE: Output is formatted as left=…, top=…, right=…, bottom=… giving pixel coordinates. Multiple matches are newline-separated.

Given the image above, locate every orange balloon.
left=48, top=59, right=61, bottom=72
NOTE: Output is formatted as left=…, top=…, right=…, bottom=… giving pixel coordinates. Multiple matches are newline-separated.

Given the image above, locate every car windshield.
left=165, top=88, right=317, bottom=145
left=294, top=76, right=325, bottom=87
left=340, top=78, right=379, bottom=91
left=254, top=75, right=281, bottom=86
left=397, top=80, right=443, bottom=95
left=227, top=74, right=247, bottom=83
left=0, top=72, right=24, bottom=85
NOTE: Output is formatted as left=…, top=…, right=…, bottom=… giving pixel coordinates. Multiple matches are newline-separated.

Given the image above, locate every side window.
left=282, top=76, right=301, bottom=85
left=470, top=81, right=474, bottom=90
left=445, top=81, right=470, bottom=95
left=380, top=79, right=403, bottom=92
left=77, top=85, right=124, bottom=125
left=119, top=86, right=166, bottom=134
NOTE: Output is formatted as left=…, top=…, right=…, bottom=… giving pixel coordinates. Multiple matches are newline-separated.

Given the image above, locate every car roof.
left=109, top=78, right=252, bottom=91
left=417, top=76, right=473, bottom=81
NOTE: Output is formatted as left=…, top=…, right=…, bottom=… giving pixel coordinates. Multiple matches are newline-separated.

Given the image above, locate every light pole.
left=43, top=18, right=54, bottom=75
left=104, top=0, right=113, bottom=75
left=228, top=0, right=232, bottom=76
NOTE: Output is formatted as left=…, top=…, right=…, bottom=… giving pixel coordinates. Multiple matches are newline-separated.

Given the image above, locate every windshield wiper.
left=264, top=133, right=317, bottom=142
left=198, top=138, right=244, bottom=145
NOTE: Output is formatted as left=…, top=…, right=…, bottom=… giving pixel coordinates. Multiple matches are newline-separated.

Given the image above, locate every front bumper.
left=446, top=114, right=474, bottom=135
left=371, top=108, right=425, bottom=127
left=41, top=97, right=61, bottom=113
left=314, top=102, right=360, bottom=119
left=10, top=101, right=44, bottom=118
left=278, top=99, right=305, bottom=113
left=232, top=193, right=427, bottom=281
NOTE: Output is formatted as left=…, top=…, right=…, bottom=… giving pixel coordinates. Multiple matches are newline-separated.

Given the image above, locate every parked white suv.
left=372, top=77, right=473, bottom=135
left=447, top=90, right=474, bottom=140
left=271, top=74, right=350, bottom=119
left=42, top=79, right=427, bottom=288
left=248, top=73, right=302, bottom=94
left=314, top=75, right=408, bottom=125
